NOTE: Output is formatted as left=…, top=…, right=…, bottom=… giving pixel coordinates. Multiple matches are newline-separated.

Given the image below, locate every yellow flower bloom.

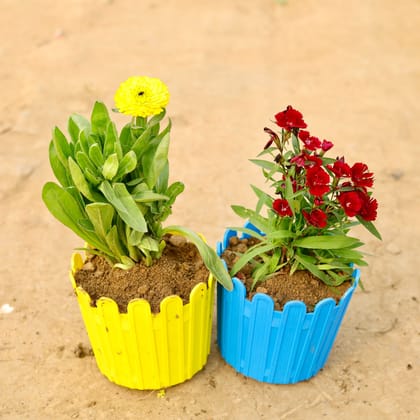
left=114, top=76, right=170, bottom=117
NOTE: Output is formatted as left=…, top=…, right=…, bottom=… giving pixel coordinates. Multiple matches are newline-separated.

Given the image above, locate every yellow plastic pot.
left=70, top=252, right=215, bottom=390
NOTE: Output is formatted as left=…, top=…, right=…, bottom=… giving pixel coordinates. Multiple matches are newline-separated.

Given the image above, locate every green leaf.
left=230, top=242, right=277, bottom=277
left=102, top=153, right=119, bottom=180
left=162, top=226, right=233, bottom=291
left=88, top=143, right=104, bottom=167
left=291, top=132, right=300, bottom=154
left=131, top=125, right=153, bottom=159
left=42, top=182, right=111, bottom=255
left=166, top=181, right=184, bottom=206
left=154, top=119, right=172, bottom=143
left=91, top=101, right=110, bottom=137
left=326, top=269, right=352, bottom=286
left=142, top=132, right=170, bottom=189
left=226, top=226, right=264, bottom=241
left=68, top=157, right=98, bottom=202
left=131, top=118, right=172, bottom=162
left=294, top=254, right=331, bottom=284
left=251, top=185, right=272, bottom=214
left=268, top=247, right=281, bottom=273
left=132, top=191, right=169, bottom=203
left=99, top=181, right=147, bottom=233
left=119, top=123, right=133, bottom=155
left=231, top=205, right=272, bottom=233
left=266, top=230, right=294, bottom=240
left=249, top=159, right=278, bottom=172
left=284, top=176, right=294, bottom=201
left=75, top=151, right=98, bottom=176
left=78, top=129, right=91, bottom=155
left=148, top=108, right=166, bottom=126
left=65, top=186, right=87, bottom=215
left=231, top=205, right=253, bottom=220
left=85, top=203, right=115, bottom=241
left=316, top=263, right=352, bottom=271
left=52, top=127, right=71, bottom=168
left=155, top=161, right=169, bottom=193
left=84, top=168, right=102, bottom=186
left=117, top=256, right=136, bottom=269
left=128, top=229, right=144, bottom=246
left=115, top=151, right=137, bottom=180
left=104, top=121, right=119, bottom=158
left=332, top=248, right=364, bottom=260
left=105, top=225, right=126, bottom=260
left=140, top=236, right=160, bottom=252
left=68, top=114, right=90, bottom=143
left=252, top=263, right=271, bottom=287
left=294, top=235, right=362, bottom=250
left=356, top=216, right=382, bottom=240
left=49, top=141, right=71, bottom=187
left=77, top=218, right=95, bottom=232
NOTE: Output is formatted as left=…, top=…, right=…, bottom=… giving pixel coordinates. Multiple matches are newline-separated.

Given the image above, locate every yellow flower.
left=114, top=76, right=170, bottom=118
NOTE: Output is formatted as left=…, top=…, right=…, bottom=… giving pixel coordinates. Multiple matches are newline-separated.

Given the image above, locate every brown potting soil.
left=74, top=235, right=209, bottom=313
left=222, top=236, right=352, bottom=312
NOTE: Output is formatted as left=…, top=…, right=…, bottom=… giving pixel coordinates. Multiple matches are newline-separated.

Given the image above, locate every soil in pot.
left=74, top=235, right=209, bottom=313
left=222, top=236, right=352, bottom=312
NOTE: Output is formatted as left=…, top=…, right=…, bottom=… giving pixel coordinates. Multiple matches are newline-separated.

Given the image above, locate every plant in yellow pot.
left=42, top=76, right=232, bottom=390
left=217, top=106, right=381, bottom=384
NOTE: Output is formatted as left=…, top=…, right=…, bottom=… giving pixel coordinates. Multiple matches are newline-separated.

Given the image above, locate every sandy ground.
left=0, top=0, right=419, bottom=418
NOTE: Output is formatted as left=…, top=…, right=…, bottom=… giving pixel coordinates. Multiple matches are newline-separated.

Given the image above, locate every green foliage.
left=42, top=101, right=232, bottom=289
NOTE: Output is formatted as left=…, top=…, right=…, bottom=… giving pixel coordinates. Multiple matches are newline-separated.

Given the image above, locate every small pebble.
left=229, top=237, right=239, bottom=246
left=256, top=287, right=268, bottom=294
left=1, top=303, right=14, bottom=314
left=138, top=284, right=149, bottom=295
left=82, top=262, right=95, bottom=271
left=386, top=243, right=401, bottom=255
left=236, top=243, right=247, bottom=253
left=168, top=235, right=187, bottom=247
left=390, top=170, right=404, bottom=181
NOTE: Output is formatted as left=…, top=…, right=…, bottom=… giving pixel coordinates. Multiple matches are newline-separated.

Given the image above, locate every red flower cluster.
left=338, top=190, right=377, bottom=221
left=299, top=130, right=333, bottom=153
left=270, top=105, right=378, bottom=228
left=275, top=106, right=307, bottom=130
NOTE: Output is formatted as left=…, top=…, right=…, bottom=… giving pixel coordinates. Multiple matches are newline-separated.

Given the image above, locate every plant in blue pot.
left=217, top=106, right=381, bottom=384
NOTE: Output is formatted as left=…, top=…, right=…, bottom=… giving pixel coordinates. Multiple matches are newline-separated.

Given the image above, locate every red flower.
left=338, top=191, right=363, bottom=217
left=357, top=191, right=378, bottom=221
left=321, top=139, right=334, bottom=151
left=291, top=152, right=322, bottom=168
left=291, top=153, right=306, bottom=167
left=328, top=159, right=351, bottom=178
left=301, top=135, right=321, bottom=151
left=302, top=209, right=328, bottom=228
left=298, top=130, right=310, bottom=141
left=305, top=154, right=322, bottom=167
left=351, top=162, right=374, bottom=188
left=306, top=166, right=330, bottom=196
left=275, top=106, right=307, bottom=130
left=273, top=199, right=293, bottom=217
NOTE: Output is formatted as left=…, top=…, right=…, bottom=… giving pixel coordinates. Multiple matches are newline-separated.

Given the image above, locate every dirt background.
left=0, top=0, right=419, bottom=418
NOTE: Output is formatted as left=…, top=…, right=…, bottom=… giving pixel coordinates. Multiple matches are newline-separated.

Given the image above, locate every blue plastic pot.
left=216, top=225, right=360, bottom=384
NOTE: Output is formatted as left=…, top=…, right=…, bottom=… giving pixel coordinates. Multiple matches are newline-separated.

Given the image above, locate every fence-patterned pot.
left=216, top=226, right=360, bottom=384
left=70, top=251, right=215, bottom=390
